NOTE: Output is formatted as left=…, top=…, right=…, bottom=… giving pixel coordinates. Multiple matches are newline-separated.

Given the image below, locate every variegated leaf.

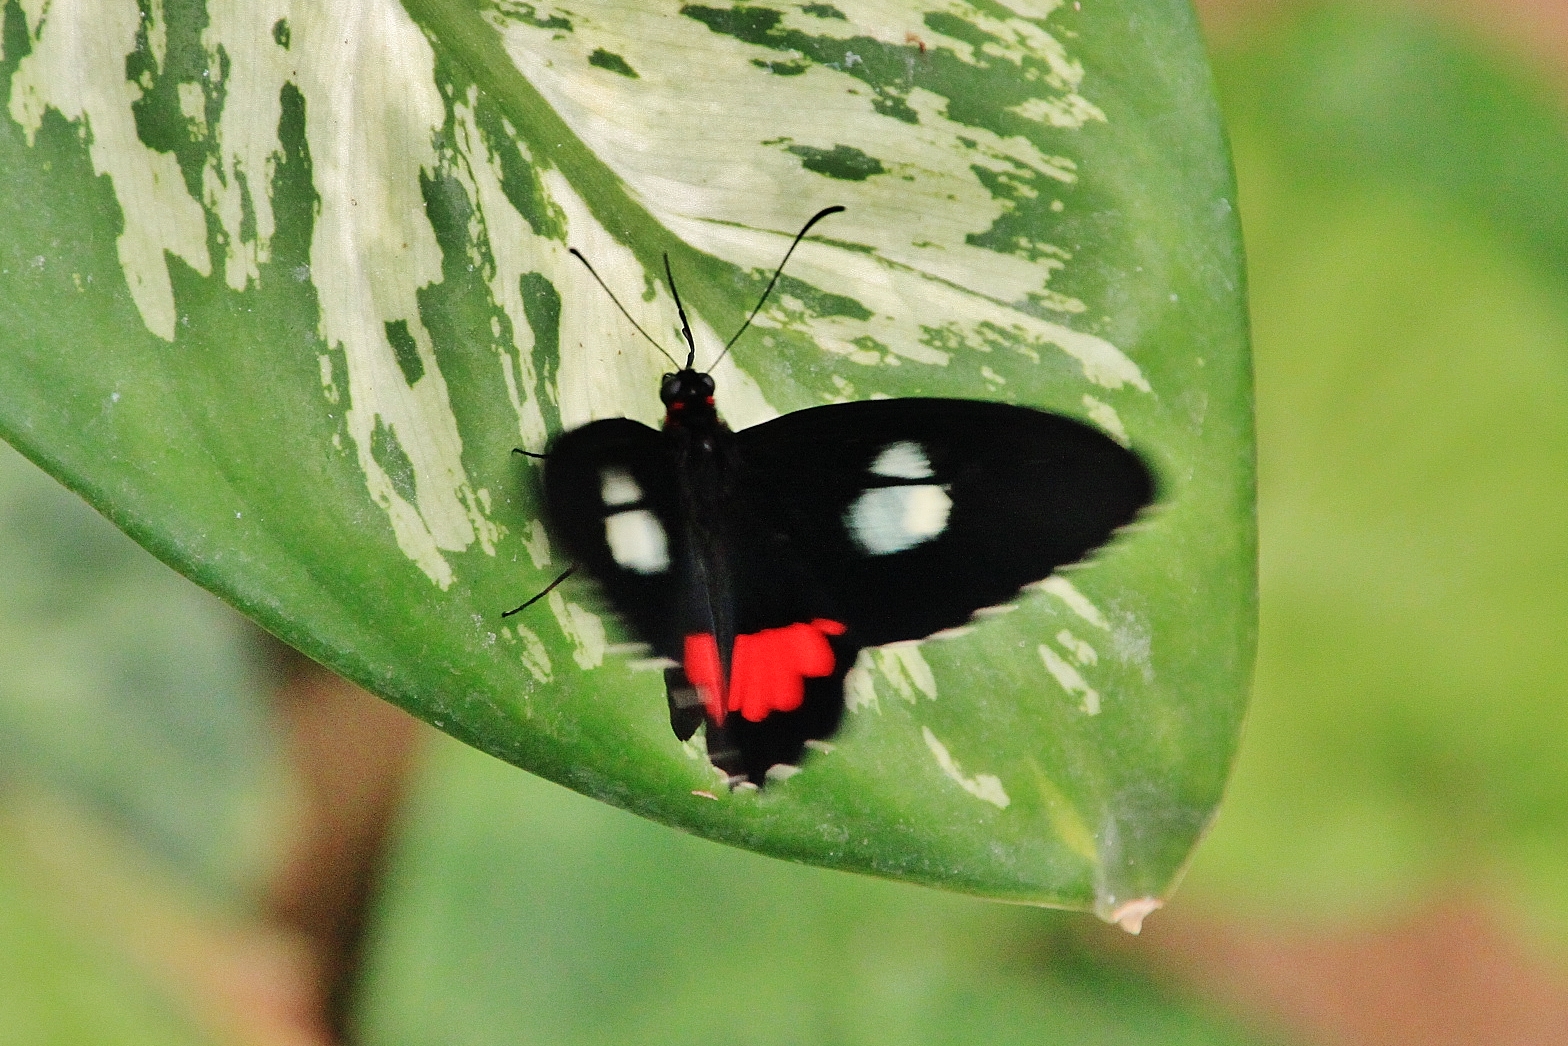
left=0, top=0, right=1251, bottom=917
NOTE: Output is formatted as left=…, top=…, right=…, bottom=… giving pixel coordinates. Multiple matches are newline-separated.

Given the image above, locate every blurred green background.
left=6, top=2, right=1568, bottom=1043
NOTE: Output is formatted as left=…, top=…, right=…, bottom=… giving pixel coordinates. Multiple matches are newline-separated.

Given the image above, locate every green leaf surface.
left=0, top=0, right=1252, bottom=910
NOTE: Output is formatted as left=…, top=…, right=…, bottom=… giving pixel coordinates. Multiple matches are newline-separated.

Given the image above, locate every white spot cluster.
left=845, top=442, right=952, bottom=556
left=599, top=469, right=668, bottom=575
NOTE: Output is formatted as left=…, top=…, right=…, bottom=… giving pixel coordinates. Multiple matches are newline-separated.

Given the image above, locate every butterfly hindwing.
left=736, top=398, right=1155, bottom=648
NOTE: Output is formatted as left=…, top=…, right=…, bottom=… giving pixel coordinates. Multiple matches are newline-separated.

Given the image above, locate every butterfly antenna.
left=708, top=205, right=846, bottom=372
left=568, top=248, right=680, bottom=368
left=663, top=253, right=698, bottom=370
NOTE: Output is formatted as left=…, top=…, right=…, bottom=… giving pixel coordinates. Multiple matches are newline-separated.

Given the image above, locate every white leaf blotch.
left=11, top=0, right=211, bottom=341
left=1036, top=576, right=1110, bottom=630
left=513, top=624, right=553, bottom=684
left=549, top=590, right=606, bottom=671
left=1039, top=643, right=1100, bottom=715
left=922, top=727, right=1010, bottom=809
left=1055, top=628, right=1098, bottom=666
left=1082, top=394, right=1130, bottom=445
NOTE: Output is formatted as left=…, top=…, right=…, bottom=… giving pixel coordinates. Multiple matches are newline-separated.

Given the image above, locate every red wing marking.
left=683, top=619, right=847, bottom=725
left=683, top=633, right=725, bottom=723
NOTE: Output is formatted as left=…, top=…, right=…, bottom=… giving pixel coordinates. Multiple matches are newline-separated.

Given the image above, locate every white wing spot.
left=605, top=510, right=669, bottom=574
left=600, top=468, right=642, bottom=507
left=869, top=440, right=933, bottom=479
left=846, top=485, right=952, bottom=555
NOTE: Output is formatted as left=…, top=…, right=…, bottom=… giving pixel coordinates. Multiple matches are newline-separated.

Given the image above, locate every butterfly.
left=518, top=207, right=1155, bottom=787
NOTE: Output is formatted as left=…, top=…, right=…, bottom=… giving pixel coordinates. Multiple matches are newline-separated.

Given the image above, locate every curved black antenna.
left=707, top=205, right=846, bottom=373
left=568, top=247, right=680, bottom=368
left=663, top=252, right=698, bottom=370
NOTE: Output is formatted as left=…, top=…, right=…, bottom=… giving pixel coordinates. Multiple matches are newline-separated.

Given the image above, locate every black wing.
left=736, top=398, right=1155, bottom=648
left=541, top=418, right=693, bottom=654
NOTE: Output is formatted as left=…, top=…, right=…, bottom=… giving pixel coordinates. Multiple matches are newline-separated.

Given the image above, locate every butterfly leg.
left=500, top=565, right=575, bottom=618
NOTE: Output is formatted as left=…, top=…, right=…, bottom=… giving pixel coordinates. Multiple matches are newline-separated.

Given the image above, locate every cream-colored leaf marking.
left=539, top=168, right=781, bottom=430
left=548, top=590, right=606, bottom=670
left=318, top=354, right=340, bottom=405
left=1082, top=394, right=1129, bottom=445
left=1038, top=643, right=1099, bottom=715
left=18, top=0, right=520, bottom=589
left=922, top=727, right=1010, bottom=808
left=487, top=0, right=1150, bottom=394
left=869, top=642, right=938, bottom=703
left=446, top=95, right=552, bottom=454
left=521, top=519, right=553, bottom=571
left=1054, top=628, right=1097, bottom=666
left=266, top=1, right=499, bottom=588
left=11, top=0, right=212, bottom=341
left=1035, top=576, right=1110, bottom=630
left=512, top=624, right=553, bottom=683
left=843, top=662, right=880, bottom=713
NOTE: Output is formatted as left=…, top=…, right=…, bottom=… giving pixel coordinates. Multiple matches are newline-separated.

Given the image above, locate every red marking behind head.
left=683, top=619, right=847, bottom=725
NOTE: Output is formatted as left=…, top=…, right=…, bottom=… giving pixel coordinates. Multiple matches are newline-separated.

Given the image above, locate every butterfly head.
left=660, top=368, right=717, bottom=426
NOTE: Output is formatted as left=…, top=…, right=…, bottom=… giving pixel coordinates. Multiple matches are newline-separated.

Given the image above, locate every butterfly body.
left=542, top=367, right=1154, bottom=784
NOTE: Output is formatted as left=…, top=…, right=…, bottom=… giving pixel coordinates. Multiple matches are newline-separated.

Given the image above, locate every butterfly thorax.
left=658, top=370, right=743, bottom=683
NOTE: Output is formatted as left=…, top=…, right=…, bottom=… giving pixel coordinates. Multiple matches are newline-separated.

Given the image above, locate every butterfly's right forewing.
left=542, top=418, right=695, bottom=657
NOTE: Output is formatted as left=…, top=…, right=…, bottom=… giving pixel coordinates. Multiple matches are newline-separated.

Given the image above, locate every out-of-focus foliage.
left=0, top=441, right=279, bottom=1046
left=354, top=732, right=1276, bottom=1046
left=1181, top=4, right=1568, bottom=930
left=0, top=440, right=284, bottom=900
left=0, top=827, right=211, bottom=1046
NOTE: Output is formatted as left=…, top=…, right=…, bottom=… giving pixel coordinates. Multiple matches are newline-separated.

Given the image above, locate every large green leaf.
left=0, top=0, right=1251, bottom=911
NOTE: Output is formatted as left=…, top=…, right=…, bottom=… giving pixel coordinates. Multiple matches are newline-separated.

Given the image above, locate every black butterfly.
left=518, top=208, right=1155, bottom=786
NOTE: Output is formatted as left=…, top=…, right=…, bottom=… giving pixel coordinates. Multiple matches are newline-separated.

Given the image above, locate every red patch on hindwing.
left=683, top=619, right=847, bottom=725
